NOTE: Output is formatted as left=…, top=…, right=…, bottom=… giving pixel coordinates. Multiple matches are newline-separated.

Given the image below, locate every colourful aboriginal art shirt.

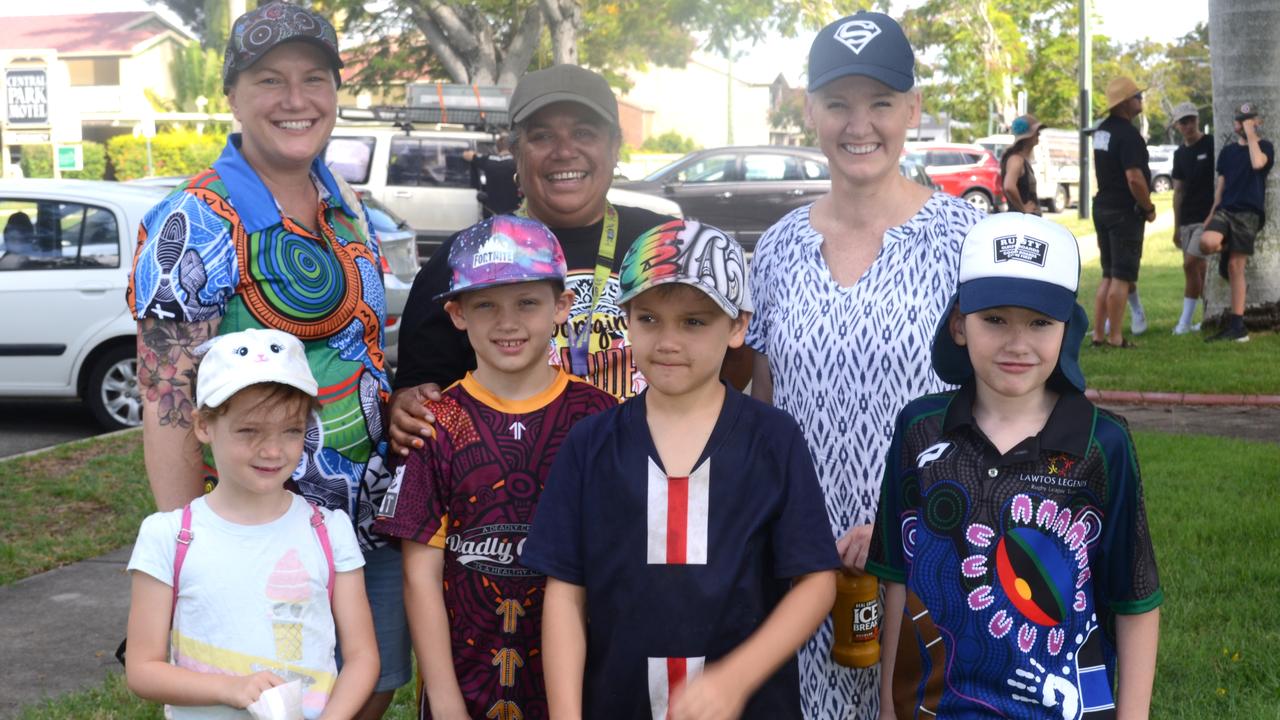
left=867, top=386, right=1163, bottom=719
left=373, top=370, right=616, bottom=720
left=522, top=386, right=842, bottom=719
left=127, top=135, right=393, bottom=550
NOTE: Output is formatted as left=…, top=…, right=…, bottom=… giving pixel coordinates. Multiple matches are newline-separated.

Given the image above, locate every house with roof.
left=1, top=11, right=197, bottom=173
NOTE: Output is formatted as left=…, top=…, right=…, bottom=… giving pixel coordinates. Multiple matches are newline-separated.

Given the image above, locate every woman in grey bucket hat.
left=745, top=11, right=988, bottom=719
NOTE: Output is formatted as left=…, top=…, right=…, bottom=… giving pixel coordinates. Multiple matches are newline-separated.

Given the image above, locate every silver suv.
left=325, top=123, right=681, bottom=259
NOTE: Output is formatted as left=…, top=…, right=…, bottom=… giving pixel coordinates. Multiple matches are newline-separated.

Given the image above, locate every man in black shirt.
left=463, top=135, right=520, bottom=217
left=1090, top=76, right=1156, bottom=348
left=1170, top=102, right=1215, bottom=334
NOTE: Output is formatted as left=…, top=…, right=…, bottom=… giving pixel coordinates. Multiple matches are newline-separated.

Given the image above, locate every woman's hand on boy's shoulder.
left=218, top=670, right=287, bottom=709
left=388, top=383, right=443, bottom=456
left=669, top=664, right=749, bottom=720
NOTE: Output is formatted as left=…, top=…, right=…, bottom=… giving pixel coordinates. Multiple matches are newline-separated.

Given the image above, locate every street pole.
left=1078, top=0, right=1091, bottom=220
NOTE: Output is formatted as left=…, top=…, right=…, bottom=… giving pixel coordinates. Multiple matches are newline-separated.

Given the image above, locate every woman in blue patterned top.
left=745, top=12, right=984, bottom=720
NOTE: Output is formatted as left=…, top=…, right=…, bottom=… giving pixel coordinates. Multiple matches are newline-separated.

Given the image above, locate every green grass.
left=10, top=429, right=1280, bottom=717
left=0, top=430, right=154, bottom=585
left=15, top=670, right=421, bottom=719
left=1049, top=192, right=1280, bottom=395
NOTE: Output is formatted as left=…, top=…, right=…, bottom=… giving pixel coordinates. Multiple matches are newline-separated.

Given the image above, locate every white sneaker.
left=1173, top=322, right=1192, bottom=335
left=1130, top=307, right=1148, bottom=335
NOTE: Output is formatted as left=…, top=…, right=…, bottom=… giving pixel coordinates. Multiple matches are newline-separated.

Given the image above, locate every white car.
left=0, top=179, right=169, bottom=430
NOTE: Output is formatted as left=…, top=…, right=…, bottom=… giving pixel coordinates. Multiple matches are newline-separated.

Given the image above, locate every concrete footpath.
left=1, top=402, right=1275, bottom=717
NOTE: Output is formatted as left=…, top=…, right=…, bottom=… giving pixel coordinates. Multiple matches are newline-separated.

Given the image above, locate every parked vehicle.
left=613, top=146, right=830, bottom=251
left=976, top=129, right=1082, bottom=213
left=1147, top=145, right=1176, bottom=194
left=900, top=157, right=940, bottom=191
left=0, top=179, right=170, bottom=430
left=357, top=191, right=419, bottom=365
left=904, top=141, right=1006, bottom=214
left=324, top=123, right=682, bottom=259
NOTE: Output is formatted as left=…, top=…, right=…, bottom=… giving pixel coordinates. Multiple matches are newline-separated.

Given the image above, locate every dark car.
left=614, top=146, right=831, bottom=250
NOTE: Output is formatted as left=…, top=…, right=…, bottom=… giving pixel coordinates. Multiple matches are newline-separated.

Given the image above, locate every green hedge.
left=106, top=129, right=226, bottom=180
left=19, top=141, right=107, bottom=180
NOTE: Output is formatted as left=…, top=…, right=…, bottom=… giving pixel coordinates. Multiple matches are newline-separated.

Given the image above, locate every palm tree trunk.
left=1205, top=0, right=1280, bottom=320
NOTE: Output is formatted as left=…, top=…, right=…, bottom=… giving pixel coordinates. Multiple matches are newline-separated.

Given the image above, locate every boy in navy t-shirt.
left=1199, top=102, right=1275, bottom=342
left=522, top=220, right=840, bottom=719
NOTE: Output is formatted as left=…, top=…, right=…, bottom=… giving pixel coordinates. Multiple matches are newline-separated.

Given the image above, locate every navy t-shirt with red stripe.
left=522, top=385, right=841, bottom=719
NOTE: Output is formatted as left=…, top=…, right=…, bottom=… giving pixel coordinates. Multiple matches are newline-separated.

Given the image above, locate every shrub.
left=19, top=141, right=108, bottom=180
left=640, top=131, right=699, bottom=154
left=106, top=129, right=226, bottom=180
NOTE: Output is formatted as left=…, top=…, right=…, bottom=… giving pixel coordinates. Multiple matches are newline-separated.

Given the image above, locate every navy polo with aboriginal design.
left=867, top=385, right=1162, bottom=719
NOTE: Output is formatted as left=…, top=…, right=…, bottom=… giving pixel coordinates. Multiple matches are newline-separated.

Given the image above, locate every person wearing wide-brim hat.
left=1197, top=101, right=1275, bottom=342
left=1169, top=101, right=1214, bottom=335
left=1001, top=113, right=1043, bottom=215
left=1090, top=76, right=1156, bottom=349
left=128, top=2, right=408, bottom=716
left=744, top=11, right=986, bottom=719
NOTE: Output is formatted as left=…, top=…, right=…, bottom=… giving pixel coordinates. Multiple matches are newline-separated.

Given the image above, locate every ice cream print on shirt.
left=170, top=546, right=337, bottom=716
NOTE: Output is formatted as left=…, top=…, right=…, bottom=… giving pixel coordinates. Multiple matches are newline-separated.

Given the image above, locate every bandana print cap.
left=617, top=220, right=752, bottom=318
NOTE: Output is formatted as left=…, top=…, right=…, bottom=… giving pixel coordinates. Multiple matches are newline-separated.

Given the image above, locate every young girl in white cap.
left=125, top=328, right=378, bottom=718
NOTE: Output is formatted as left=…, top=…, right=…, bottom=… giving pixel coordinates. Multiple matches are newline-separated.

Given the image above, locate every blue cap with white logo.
left=931, top=213, right=1089, bottom=392
left=807, top=11, right=915, bottom=92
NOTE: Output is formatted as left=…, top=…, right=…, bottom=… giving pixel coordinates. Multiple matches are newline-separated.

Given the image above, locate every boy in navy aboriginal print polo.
left=867, top=214, right=1162, bottom=719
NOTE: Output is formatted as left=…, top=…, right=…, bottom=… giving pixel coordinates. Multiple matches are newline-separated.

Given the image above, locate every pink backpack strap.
left=308, top=502, right=336, bottom=604
left=171, top=503, right=194, bottom=625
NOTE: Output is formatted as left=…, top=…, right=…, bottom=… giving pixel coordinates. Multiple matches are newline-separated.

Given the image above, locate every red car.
left=903, top=142, right=1005, bottom=214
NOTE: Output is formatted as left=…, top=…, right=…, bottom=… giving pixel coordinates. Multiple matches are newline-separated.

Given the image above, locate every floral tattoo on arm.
left=136, top=319, right=215, bottom=429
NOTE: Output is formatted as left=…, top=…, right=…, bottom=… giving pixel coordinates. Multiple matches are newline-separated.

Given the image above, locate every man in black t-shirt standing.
left=1170, top=102, right=1215, bottom=335
left=1199, top=102, right=1275, bottom=343
left=1091, top=76, right=1156, bottom=348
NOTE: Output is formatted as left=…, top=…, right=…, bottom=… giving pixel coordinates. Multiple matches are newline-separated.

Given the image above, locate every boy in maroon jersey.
left=374, top=215, right=616, bottom=720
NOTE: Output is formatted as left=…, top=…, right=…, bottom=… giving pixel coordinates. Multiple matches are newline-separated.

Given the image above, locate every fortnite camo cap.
left=617, top=220, right=752, bottom=319
left=436, top=215, right=568, bottom=301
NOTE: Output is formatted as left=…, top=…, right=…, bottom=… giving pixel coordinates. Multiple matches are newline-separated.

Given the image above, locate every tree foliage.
left=148, top=0, right=259, bottom=48
left=315, top=0, right=869, bottom=91
left=902, top=3, right=1211, bottom=144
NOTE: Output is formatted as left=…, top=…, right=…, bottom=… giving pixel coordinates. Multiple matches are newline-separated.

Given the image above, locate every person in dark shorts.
left=1090, top=76, right=1156, bottom=348
left=1199, top=102, right=1275, bottom=343
left=1170, top=101, right=1214, bottom=335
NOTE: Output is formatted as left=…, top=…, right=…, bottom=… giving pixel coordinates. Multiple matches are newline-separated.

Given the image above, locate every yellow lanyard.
left=516, top=203, right=619, bottom=376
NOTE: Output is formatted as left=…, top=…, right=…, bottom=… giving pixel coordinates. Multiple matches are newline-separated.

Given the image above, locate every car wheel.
left=962, top=190, right=993, bottom=214
left=1048, top=185, right=1069, bottom=214
left=1152, top=175, right=1172, bottom=193
left=86, top=345, right=142, bottom=431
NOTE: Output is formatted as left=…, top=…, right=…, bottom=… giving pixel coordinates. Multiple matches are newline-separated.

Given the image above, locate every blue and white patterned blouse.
left=746, top=192, right=983, bottom=720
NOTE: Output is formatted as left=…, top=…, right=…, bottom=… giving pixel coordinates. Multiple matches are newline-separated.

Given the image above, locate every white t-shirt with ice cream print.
left=128, top=494, right=363, bottom=719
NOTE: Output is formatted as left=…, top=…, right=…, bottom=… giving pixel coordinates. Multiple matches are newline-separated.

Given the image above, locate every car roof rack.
left=339, top=83, right=512, bottom=132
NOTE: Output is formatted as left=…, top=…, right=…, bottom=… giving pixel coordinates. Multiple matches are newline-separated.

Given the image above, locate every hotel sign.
left=6, top=69, right=49, bottom=124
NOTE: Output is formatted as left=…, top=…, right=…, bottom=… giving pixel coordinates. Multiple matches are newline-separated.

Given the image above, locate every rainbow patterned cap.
left=617, top=220, right=753, bottom=319
left=436, top=215, right=568, bottom=301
